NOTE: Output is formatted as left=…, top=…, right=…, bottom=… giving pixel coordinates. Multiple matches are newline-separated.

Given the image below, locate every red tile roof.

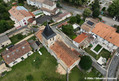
left=92, top=22, right=119, bottom=47
left=1, top=41, right=32, bottom=64
left=9, top=6, right=33, bottom=21
left=73, top=33, right=87, bottom=43
left=50, top=40, right=80, bottom=67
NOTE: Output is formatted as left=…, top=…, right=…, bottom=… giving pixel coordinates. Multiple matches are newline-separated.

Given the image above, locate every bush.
left=79, top=56, right=92, bottom=70
left=17, top=34, right=23, bottom=40
left=26, top=74, right=34, bottom=81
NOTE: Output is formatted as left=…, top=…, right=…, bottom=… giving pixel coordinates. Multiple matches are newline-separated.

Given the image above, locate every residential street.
left=101, top=16, right=119, bottom=26
left=61, top=3, right=119, bottom=26
left=106, top=53, right=119, bottom=81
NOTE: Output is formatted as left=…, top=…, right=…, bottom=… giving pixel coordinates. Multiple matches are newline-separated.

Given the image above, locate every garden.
left=0, top=47, right=66, bottom=81
left=94, top=44, right=102, bottom=52
left=84, top=46, right=111, bottom=60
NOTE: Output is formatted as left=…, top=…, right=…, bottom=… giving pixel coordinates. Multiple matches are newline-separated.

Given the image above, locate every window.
left=7, top=55, right=9, bottom=58
left=13, top=61, right=17, bottom=64
left=22, top=46, right=25, bottom=49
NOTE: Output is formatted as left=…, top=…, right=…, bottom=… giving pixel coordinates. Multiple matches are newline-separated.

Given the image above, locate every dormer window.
left=22, top=46, right=25, bottom=49
left=7, top=55, right=9, bottom=58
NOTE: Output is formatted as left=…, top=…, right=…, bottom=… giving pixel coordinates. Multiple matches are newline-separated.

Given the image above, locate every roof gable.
left=42, top=24, right=56, bottom=40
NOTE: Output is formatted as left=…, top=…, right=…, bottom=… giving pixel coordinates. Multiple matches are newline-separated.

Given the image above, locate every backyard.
left=84, top=46, right=111, bottom=60
left=69, top=67, right=102, bottom=81
left=0, top=47, right=66, bottom=81
left=94, top=44, right=102, bottom=52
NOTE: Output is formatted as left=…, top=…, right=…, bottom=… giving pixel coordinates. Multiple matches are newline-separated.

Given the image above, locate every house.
left=0, top=35, right=11, bottom=49
left=73, top=33, right=90, bottom=48
left=1, top=41, right=33, bottom=67
left=0, top=62, right=11, bottom=74
left=53, top=12, right=71, bottom=22
left=27, top=0, right=59, bottom=15
left=9, top=6, right=34, bottom=28
left=28, top=40, right=40, bottom=52
left=91, top=22, right=119, bottom=52
left=36, top=24, right=80, bottom=73
left=81, top=18, right=99, bottom=33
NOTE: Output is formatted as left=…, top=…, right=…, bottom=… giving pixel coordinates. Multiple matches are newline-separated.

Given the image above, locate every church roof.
left=42, top=24, right=56, bottom=40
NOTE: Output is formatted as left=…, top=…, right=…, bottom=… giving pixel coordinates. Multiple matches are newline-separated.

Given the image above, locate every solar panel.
left=87, top=21, right=94, bottom=26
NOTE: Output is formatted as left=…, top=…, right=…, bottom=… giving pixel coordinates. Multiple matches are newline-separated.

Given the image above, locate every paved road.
left=101, top=16, right=119, bottom=26
left=61, top=3, right=84, bottom=16
left=106, top=53, right=119, bottom=81
left=61, top=3, right=119, bottom=26
left=51, top=25, right=106, bottom=76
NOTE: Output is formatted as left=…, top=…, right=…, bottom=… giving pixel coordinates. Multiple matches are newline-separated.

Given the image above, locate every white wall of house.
left=43, top=11, right=51, bottom=15
left=8, top=51, right=33, bottom=67
left=0, top=40, right=11, bottom=49
left=68, top=59, right=80, bottom=72
left=42, top=3, right=56, bottom=11
left=56, top=13, right=71, bottom=22
left=73, top=41, right=79, bottom=47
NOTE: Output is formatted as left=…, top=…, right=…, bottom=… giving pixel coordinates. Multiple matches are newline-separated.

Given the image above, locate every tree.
left=26, top=74, right=34, bottom=81
left=17, top=34, right=23, bottom=40
left=92, top=0, right=100, bottom=18
left=92, top=8, right=100, bottom=18
left=107, top=0, right=119, bottom=17
left=83, top=8, right=92, bottom=18
left=18, top=0, right=26, bottom=3
left=62, top=25, right=74, bottom=35
left=79, top=56, right=92, bottom=70
left=69, top=16, right=77, bottom=24
left=76, top=14, right=81, bottom=24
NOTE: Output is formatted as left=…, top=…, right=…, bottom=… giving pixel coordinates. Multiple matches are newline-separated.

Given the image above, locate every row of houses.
left=27, top=0, right=59, bottom=15
left=73, top=18, right=119, bottom=52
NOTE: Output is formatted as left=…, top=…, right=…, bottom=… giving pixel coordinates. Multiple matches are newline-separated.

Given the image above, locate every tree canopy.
left=79, top=56, right=92, bottom=70
left=0, top=1, right=14, bottom=33
left=107, top=0, right=119, bottom=17
left=69, top=15, right=81, bottom=24
left=92, top=0, right=100, bottom=18
left=83, top=8, right=92, bottom=18
left=26, top=74, right=34, bottom=81
left=63, top=0, right=88, bottom=6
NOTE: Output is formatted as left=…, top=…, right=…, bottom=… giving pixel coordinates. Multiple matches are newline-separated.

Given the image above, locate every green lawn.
left=94, top=45, right=102, bottom=52
left=69, top=67, right=102, bottom=81
left=0, top=47, right=66, bottom=81
left=84, top=46, right=111, bottom=60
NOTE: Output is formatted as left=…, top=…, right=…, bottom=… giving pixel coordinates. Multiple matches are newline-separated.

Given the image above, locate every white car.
left=38, top=51, right=42, bottom=55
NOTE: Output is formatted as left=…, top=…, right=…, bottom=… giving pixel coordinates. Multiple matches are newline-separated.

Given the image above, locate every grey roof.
left=0, top=35, right=10, bottom=44
left=42, top=24, right=56, bottom=40
left=28, top=40, right=39, bottom=50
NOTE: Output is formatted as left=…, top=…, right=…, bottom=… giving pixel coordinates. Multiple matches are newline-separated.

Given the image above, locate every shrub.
left=79, top=56, right=92, bottom=70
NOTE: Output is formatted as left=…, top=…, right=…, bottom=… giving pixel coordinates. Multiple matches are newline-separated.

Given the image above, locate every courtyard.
left=84, top=46, right=111, bottom=60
